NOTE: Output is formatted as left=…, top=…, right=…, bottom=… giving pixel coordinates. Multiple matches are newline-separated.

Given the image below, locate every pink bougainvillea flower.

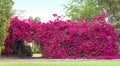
left=3, top=14, right=120, bottom=59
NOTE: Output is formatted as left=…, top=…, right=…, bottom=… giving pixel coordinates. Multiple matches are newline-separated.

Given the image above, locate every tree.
left=0, top=0, right=14, bottom=55
left=112, top=21, right=120, bottom=37
left=64, top=0, right=120, bottom=22
left=29, top=16, right=41, bottom=22
left=64, top=0, right=104, bottom=21
left=97, top=0, right=120, bottom=23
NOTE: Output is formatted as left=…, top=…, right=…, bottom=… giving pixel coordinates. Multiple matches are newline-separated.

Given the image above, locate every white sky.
left=13, top=0, right=68, bottom=22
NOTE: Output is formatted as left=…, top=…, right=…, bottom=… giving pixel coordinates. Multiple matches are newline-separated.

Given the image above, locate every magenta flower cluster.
left=3, top=14, right=120, bottom=59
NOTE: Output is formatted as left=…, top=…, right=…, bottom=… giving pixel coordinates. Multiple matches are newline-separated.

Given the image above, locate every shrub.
left=0, top=0, right=13, bottom=55
left=31, top=48, right=40, bottom=53
left=33, top=14, right=120, bottom=59
left=112, top=21, right=120, bottom=53
left=3, top=14, right=120, bottom=59
left=3, top=17, right=33, bottom=55
left=112, top=21, right=120, bottom=37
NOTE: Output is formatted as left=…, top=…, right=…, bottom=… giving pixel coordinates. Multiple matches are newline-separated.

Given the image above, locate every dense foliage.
left=64, top=0, right=103, bottom=21
left=29, top=16, right=41, bottom=22
left=3, top=14, right=120, bottom=59
left=0, top=0, right=14, bottom=55
left=3, top=17, right=32, bottom=54
left=112, top=21, right=120, bottom=52
left=64, top=0, right=120, bottom=23
left=35, top=14, right=120, bottom=59
left=112, top=21, right=120, bottom=37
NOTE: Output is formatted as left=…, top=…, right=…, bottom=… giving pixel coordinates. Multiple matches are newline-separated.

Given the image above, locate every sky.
left=13, top=0, right=68, bottom=22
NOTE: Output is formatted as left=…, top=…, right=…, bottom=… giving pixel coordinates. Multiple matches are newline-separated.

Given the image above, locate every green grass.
left=0, top=60, right=120, bottom=66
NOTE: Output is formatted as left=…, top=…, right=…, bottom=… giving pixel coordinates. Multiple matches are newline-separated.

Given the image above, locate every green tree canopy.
left=98, top=0, right=120, bottom=23
left=64, top=0, right=120, bottom=22
left=29, top=16, right=41, bottom=22
left=0, top=0, right=14, bottom=54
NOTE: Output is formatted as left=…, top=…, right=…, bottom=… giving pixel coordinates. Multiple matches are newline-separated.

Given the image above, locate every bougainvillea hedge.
left=3, top=14, right=120, bottom=59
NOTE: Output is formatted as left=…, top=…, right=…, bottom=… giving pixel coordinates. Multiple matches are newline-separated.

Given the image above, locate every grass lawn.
left=0, top=60, right=120, bottom=66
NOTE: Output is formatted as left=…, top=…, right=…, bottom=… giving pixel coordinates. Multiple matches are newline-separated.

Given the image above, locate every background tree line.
left=64, top=0, right=120, bottom=23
